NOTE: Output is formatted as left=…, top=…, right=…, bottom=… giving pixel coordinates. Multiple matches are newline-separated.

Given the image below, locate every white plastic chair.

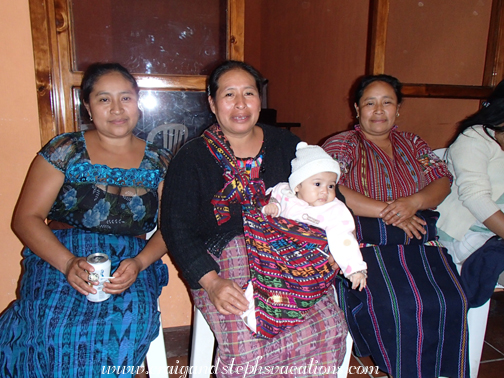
left=189, top=288, right=353, bottom=378
left=143, top=227, right=169, bottom=378
left=434, top=147, right=488, bottom=378
left=189, top=306, right=215, bottom=378
left=147, top=123, right=188, bottom=154
left=433, top=147, right=447, bottom=161
left=334, top=286, right=353, bottom=378
left=466, top=300, right=490, bottom=378
left=144, top=300, right=170, bottom=378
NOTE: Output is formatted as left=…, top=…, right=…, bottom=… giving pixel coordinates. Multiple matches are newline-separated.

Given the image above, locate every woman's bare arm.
left=482, top=210, right=504, bottom=239
left=12, top=156, right=95, bottom=295
left=339, top=185, right=388, bottom=217
left=198, top=270, right=249, bottom=316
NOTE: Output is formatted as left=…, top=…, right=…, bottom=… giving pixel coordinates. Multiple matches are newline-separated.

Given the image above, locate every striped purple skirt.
left=192, top=235, right=348, bottom=378
left=337, top=212, right=469, bottom=378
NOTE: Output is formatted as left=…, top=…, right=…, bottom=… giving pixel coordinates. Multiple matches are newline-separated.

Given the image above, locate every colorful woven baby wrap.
left=204, top=125, right=336, bottom=339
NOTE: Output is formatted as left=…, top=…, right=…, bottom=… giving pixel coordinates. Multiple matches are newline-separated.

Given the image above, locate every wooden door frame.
left=367, top=0, right=504, bottom=99
left=28, top=0, right=245, bottom=145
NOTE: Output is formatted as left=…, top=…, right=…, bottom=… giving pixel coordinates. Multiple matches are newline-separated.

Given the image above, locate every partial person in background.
left=438, top=79, right=504, bottom=378
left=161, top=60, right=348, bottom=377
left=438, top=79, right=504, bottom=271
left=0, top=63, right=170, bottom=377
left=322, top=74, right=468, bottom=378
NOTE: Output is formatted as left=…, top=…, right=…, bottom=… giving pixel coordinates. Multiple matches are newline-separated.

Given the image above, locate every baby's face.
left=295, top=172, right=337, bottom=206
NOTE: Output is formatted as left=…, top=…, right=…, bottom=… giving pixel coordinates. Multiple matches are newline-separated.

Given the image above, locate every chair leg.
left=145, top=300, right=169, bottom=378
left=452, top=261, right=491, bottom=378
left=189, top=306, right=216, bottom=378
left=467, top=299, right=490, bottom=378
left=337, top=331, right=353, bottom=378
left=332, top=286, right=353, bottom=378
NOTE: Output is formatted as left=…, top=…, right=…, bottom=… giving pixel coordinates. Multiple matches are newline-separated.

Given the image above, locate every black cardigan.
left=160, top=124, right=300, bottom=289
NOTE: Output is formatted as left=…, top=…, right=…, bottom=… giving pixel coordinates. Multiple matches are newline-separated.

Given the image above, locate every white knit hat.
left=289, top=142, right=341, bottom=191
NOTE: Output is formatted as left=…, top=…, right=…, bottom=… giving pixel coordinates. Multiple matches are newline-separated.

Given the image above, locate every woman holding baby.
left=160, top=60, right=348, bottom=377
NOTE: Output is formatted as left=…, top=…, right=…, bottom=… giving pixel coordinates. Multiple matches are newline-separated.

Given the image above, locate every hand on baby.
left=349, top=271, right=367, bottom=291
left=327, top=255, right=340, bottom=271
left=262, top=203, right=279, bottom=217
left=201, top=273, right=249, bottom=316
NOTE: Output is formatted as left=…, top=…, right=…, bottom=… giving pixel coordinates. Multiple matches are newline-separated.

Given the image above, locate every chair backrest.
left=147, top=123, right=189, bottom=154
left=433, top=147, right=447, bottom=161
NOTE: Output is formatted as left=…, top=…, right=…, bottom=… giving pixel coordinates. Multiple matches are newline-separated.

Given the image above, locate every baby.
left=263, top=141, right=367, bottom=290
left=241, top=142, right=366, bottom=333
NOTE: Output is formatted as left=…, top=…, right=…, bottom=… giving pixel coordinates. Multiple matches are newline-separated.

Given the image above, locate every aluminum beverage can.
left=86, top=253, right=111, bottom=302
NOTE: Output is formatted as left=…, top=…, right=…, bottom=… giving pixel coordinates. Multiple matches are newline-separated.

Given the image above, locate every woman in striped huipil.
left=323, top=74, right=468, bottom=378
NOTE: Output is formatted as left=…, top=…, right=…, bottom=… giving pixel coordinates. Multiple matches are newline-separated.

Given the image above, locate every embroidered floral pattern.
left=62, top=188, right=77, bottom=210
left=39, top=132, right=171, bottom=235
left=83, top=198, right=111, bottom=228
left=128, top=196, right=146, bottom=221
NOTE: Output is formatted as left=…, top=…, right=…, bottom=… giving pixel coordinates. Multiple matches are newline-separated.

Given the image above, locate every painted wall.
left=254, top=0, right=370, bottom=145
left=385, top=0, right=490, bottom=149
left=254, top=0, right=491, bottom=149
left=0, top=1, right=41, bottom=314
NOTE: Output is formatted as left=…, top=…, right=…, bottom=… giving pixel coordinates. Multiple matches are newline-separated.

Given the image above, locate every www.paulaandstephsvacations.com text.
left=101, top=357, right=380, bottom=377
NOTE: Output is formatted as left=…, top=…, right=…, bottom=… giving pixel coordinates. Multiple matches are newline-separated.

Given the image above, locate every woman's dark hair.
left=453, top=79, right=504, bottom=142
left=354, top=74, right=403, bottom=105
left=81, top=62, right=139, bottom=105
left=207, top=60, right=263, bottom=99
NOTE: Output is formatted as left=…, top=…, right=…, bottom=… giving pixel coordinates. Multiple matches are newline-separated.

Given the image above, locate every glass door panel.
left=71, top=0, right=227, bottom=75
left=73, top=88, right=214, bottom=145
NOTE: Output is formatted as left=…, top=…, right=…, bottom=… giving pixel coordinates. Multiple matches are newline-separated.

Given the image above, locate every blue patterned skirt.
left=337, top=211, right=469, bottom=378
left=0, top=228, right=168, bottom=378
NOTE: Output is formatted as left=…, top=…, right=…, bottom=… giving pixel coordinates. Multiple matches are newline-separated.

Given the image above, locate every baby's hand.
left=349, top=271, right=367, bottom=291
left=262, top=203, right=279, bottom=217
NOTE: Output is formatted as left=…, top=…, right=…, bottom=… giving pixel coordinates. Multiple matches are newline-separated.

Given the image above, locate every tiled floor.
left=150, top=291, right=504, bottom=377
left=478, top=291, right=504, bottom=378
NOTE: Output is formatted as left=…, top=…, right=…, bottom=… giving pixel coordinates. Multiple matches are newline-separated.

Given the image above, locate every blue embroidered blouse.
left=39, top=131, right=171, bottom=236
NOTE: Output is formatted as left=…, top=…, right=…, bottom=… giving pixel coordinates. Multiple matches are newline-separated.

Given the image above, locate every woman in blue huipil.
left=0, top=63, right=170, bottom=377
